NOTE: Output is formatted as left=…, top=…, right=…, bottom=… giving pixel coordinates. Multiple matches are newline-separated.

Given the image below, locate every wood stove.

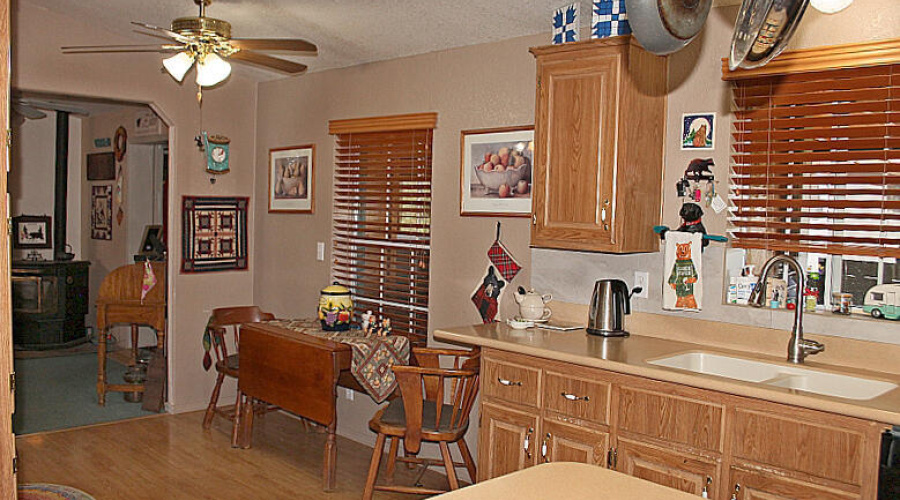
left=12, top=260, right=89, bottom=349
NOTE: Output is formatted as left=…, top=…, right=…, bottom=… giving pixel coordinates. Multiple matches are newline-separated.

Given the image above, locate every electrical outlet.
left=633, top=271, right=649, bottom=299
left=344, top=388, right=354, bottom=401
left=317, top=242, right=325, bottom=261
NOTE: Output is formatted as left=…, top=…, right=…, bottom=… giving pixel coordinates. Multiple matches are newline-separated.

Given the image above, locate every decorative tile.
left=552, top=2, right=580, bottom=44
left=592, top=0, right=631, bottom=38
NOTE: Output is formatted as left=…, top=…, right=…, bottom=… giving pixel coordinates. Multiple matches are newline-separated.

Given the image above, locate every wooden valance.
left=328, top=112, right=438, bottom=135
left=722, top=38, right=900, bottom=80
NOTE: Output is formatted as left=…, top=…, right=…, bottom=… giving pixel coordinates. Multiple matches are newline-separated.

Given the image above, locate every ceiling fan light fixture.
left=163, top=52, right=194, bottom=82
left=195, top=52, right=232, bottom=87
left=810, top=0, right=853, bottom=14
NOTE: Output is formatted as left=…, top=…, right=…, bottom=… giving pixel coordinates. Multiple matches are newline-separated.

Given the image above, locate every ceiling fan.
left=62, top=0, right=317, bottom=90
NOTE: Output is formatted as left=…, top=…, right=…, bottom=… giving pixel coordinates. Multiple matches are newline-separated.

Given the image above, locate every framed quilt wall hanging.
left=182, top=196, right=249, bottom=273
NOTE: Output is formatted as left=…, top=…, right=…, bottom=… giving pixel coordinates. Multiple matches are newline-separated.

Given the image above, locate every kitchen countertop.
left=433, top=321, right=900, bottom=426
left=433, top=462, right=699, bottom=499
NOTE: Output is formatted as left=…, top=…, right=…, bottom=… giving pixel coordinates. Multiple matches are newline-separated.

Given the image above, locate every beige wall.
left=534, top=2, right=900, bottom=347
left=13, top=1, right=259, bottom=411
left=254, top=35, right=543, bottom=446
left=80, top=107, right=166, bottom=347
left=10, top=113, right=82, bottom=261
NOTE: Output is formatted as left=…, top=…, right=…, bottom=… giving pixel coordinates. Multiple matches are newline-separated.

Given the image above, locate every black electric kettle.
left=587, top=279, right=642, bottom=337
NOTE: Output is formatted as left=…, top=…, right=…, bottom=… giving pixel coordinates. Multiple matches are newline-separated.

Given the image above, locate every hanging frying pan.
left=625, top=0, right=713, bottom=55
left=729, top=0, right=810, bottom=70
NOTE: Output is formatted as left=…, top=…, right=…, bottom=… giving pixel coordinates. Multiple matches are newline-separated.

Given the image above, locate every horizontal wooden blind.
left=730, top=64, right=900, bottom=258
left=332, top=128, right=432, bottom=346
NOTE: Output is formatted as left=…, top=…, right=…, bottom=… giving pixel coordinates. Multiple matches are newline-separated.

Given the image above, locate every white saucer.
left=514, top=316, right=549, bottom=323
left=506, top=318, right=534, bottom=330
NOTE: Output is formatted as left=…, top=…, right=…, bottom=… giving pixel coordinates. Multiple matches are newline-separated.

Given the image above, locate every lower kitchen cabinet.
left=615, top=437, right=719, bottom=497
left=541, top=418, right=609, bottom=466
left=728, top=466, right=858, bottom=500
left=477, top=348, right=884, bottom=499
left=478, top=402, right=538, bottom=481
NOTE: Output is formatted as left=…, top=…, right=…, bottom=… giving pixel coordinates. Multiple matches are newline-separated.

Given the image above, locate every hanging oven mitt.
left=202, top=315, right=214, bottom=371
left=487, top=222, right=522, bottom=282
left=471, top=265, right=506, bottom=324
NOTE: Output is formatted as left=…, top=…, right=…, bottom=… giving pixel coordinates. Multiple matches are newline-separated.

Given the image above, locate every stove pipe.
left=53, top=111, right=69, bottom=261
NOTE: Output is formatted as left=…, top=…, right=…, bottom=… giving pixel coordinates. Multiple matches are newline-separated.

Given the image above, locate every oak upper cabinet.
left=530, top=36, right=667, bottom=253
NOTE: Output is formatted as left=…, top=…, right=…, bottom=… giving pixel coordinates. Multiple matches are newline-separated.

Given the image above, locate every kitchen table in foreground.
left=433, top=462, right=698, bottom=500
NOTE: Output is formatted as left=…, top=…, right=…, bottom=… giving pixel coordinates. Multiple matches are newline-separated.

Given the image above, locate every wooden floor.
left=16, top=410, right=455, bottom=500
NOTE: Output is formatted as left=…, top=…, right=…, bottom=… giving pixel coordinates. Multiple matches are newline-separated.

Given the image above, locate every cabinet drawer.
left=617, top=385, right=724, bottom=452
left=542, top=369, right=610, bottom=424
left=731, top=407, right=868, bottom=487
left=483, top=357, right=541, bottom=408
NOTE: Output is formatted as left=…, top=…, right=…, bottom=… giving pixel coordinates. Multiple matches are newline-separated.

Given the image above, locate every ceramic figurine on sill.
left=361, top=310, right=375, bottom=335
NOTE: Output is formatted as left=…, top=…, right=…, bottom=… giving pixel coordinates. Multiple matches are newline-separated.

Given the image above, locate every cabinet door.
left=616, top=438, right=719, bottom=497
left=479, top=402, right=539, bottom=482
left=532, top=51, right=620, bottom=251
left=728, top=467, right=858, bottom=500
left=541, top=418, right=609, bottom=466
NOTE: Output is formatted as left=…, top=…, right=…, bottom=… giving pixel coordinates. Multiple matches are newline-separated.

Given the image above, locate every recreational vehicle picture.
left=862, top=284, right=900, bottom=320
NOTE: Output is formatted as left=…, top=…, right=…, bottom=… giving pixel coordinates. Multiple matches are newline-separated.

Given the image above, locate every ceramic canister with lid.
left=318, top=282, right=353, bottom=331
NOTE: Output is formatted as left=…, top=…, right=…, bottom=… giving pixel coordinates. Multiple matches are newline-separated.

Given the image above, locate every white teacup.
left=519, top=306, right=551, bottom=321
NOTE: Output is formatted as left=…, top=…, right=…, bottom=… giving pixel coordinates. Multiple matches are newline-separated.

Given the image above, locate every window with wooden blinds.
left=729, top=64, right=900, bottom=258
left=331, top=126, right=433, bottom=347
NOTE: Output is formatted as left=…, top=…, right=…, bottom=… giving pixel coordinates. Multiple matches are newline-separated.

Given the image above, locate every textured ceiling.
left=24, top=0, right=740, bottom=81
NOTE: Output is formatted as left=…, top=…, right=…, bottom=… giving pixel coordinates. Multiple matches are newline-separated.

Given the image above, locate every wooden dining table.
left=233, top=320, right=409, bottom=492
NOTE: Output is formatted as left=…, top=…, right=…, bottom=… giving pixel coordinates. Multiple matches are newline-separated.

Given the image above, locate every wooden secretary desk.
left=96, top=262, right=166, bottom=405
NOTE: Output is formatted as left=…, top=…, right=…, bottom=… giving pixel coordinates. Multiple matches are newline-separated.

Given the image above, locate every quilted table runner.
left=265, top=319, right=410, bottom=403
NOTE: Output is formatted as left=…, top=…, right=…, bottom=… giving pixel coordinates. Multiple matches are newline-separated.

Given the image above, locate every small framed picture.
left=460, top=126, right=534, bottom=217
left=682, top=113, right=715, bottom=150
left=12, top=215, right=52, bottom=249
left=269, top=145, right=315, bottom=213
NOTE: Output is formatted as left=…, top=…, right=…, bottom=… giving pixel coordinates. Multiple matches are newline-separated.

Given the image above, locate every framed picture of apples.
left=460, top=126, right=534, bottom=216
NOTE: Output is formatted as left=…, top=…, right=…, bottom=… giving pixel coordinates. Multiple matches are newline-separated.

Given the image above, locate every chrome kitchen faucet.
left=748, top=254, right=825, bottom=364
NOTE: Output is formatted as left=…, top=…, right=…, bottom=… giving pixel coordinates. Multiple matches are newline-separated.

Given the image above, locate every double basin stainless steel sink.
left=647, top=352, right=897, bottom=401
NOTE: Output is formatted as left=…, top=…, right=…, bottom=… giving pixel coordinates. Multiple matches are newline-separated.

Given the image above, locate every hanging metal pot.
left=729, top=0, right=810, bottom=70
left=625, top=0, right=713, bottom=55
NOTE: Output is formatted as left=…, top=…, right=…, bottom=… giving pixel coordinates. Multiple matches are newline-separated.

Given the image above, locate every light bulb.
left=162, top=52, right=194, bottom=82
left=810, top=0, right=852, bottom=14
left=195, top=53, right=232, bottom=87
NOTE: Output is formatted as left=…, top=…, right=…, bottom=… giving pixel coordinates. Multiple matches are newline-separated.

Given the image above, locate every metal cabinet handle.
left=541, top=433, right=551, bottom=463
left=561, top=392, right=590, bottom=402
left=524, top=427, right=534, bottom=459
left=532, top=213, right=537, bottom=225
left=702, top=476, right=712, bottom=498
left=731, top=484, right=740, bottom=500
left=497, top=377, right=522, bottom=387
left=600, top=200, right=610, bottom=230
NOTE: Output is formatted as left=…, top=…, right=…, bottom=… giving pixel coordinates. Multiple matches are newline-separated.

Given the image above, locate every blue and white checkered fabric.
left=552, top=3, right=580, bottom=44
left=592, top=0, right=631, bottom=38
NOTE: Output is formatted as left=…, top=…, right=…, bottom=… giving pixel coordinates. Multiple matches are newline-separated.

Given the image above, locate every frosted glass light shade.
left=810, top=0, right=853, bottom=14
left=195, top=53, right=232, bottom=87
left=163, top=52, right=194, bottom=82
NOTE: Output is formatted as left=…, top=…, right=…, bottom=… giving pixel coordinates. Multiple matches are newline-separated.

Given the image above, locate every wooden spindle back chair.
left=202, top=306, right=275, bottom=431
left=363, top=347, right=481, bottom=499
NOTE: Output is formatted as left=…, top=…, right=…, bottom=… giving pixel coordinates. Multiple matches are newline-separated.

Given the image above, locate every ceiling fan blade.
left=229, top=50, right=308, bottom=75
left=62, top=44, right=180, bottom=54
left=12, top=103, right=47, bottom=120
left=230, top=39, right=317, bottom=56
left=131, top=21, right=193, bottom=43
